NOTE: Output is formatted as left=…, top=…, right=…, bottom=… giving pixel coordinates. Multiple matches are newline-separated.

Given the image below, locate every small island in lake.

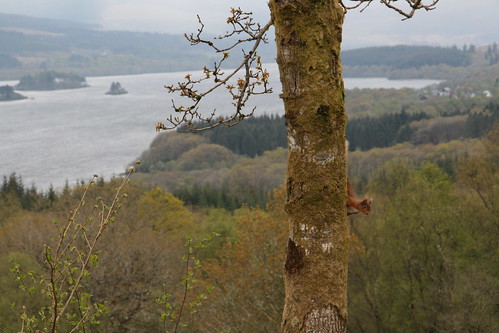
left=15, top=70, right=88, bottom=91
left=106, top=82, right=128, bottom=95
left=0, top=85, right=27, bottom=101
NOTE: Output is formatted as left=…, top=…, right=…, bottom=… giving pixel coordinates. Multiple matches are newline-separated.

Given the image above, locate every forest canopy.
left=0, top=125, right=496, bottom=332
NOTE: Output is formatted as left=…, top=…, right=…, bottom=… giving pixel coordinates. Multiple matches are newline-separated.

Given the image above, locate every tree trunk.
left=268, top=1, right=348, bottom=332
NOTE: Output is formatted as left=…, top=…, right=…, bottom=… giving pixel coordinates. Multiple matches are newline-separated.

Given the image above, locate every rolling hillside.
left=0, top=13, right=497, bottom=81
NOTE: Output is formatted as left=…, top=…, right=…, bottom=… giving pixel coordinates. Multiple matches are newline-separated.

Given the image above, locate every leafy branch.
left=156, top=8, right=273, bottom=132
left=11, top=165, right=137, bottom=333
left=157, top=233, right=218, bottom=333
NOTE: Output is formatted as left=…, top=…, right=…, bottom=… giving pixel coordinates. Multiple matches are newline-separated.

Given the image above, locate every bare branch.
left=340, top=0, right=440, bottom=19
left=157, top=8, right=273, bottom=132
left=339, top=0, right=367, bottom=11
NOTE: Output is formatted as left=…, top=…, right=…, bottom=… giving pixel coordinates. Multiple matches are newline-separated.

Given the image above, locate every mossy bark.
left=268, top=1, right=348, bottom=332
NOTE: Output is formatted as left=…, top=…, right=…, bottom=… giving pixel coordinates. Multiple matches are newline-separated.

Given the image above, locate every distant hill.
left=340, top=44, right=489, bottom=80
left=0, top=13, right=98, bottom=31
left=0, top=13, right=275, bottom=79
left=342, top=45, right=472, bottom=69
left=0, top=13, right=495, bottom=81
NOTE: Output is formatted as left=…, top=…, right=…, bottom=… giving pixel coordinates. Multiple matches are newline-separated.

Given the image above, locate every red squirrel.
left=345, top=140, right=371, bottom=216
left=347, top=179, right=371, bottom=216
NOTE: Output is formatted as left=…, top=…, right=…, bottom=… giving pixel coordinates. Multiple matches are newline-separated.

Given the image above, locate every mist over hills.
left=0, top=13, right=222, bottom=78
left=0, top=12, right=98, bottom=31
left=0, top=13, right=493, bottom=80
left=0, top=13, right=282, bottom=79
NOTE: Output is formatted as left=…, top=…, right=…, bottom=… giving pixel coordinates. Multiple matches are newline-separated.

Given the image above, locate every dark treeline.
left=0, top=174, right=56, bottom=212
left=347, top=111, right=430, bottom=151
left=186, top=114, right=287, bottom=157
left=0, top=174, right=113, bottom=215
left=347, top=104, right=498, bottom=151
left=347, top=103, right=497, bottom=150
left=174, top=182, right=245, bottom=210
left=466, top=100, right=499, bottom=137
left=485, top=43, right=499, bottom=65
left=342, top=45, right=473, bottom=69
left=132, top=103, right=498, bottom=210
left=174, top=101, right=498, bottom=156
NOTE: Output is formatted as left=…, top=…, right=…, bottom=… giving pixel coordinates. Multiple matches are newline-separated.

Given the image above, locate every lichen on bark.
left=269, top=0, right=349, bottom=332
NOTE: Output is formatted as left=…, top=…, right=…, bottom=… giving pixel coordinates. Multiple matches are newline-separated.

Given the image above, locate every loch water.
left=0, top=63, right=439, bottom=190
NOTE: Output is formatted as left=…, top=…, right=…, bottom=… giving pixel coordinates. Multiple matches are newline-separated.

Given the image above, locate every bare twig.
left=339, top=0, right=440, bottom=19
left=157, top=8, right=273, bottom=132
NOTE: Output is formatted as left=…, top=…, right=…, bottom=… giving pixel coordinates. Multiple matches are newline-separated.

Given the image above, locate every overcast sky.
left=1, top=0, right=497, bottom=49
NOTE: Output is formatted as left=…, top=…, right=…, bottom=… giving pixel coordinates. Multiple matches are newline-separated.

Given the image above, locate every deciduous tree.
left=158, top=1, right=441, bottom=331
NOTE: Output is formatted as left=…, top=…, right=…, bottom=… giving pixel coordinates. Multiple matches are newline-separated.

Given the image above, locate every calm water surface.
left=0, top=63, right=439, bottom=190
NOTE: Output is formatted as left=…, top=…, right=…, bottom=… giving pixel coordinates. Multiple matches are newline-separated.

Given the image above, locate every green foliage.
left=1, top=130, right=496, bottom=331
left=134, top=119, right=290, bottom=209
left=345, top=88, right=421, bottom=117
left=156, top=233, right=217, bottom=333
left=138, top=115, right=286, bottom=173
left=347, top=95, right=498, bottom=149
left=189, top=114, right=287, bottom=157
left=0, top=171, right=237, bottom=332
left=174, top=144, right=237, bottom=171
left=4, top=173, right=132, bottom=333
left=347, top=110, right=429, bottom=150
left=191, top=190, right=288, bottom=332
left=173, top=181, right=240, bottom=210
left=134, top=101, right=496, bottom=210
left=0, top=252, right=44, bottom=332
left=197, top=208, right=236, bottom=258
left=347, top=139, right=483, bottom=183
left=171, top=147, right=287, bottom=209
left=137, top=186, right=194, bottom=233
left=135, top=132, right=208, bottom=173
left=465, top=101, right=499, bottom=137
left=348, top=156, right=497, bottom=332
